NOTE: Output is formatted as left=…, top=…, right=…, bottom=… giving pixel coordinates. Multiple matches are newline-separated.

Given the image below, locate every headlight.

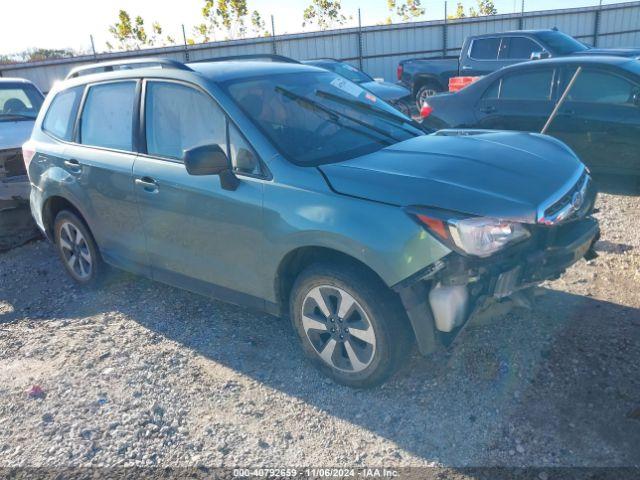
left=413, top=211, right=531, bottom=257
left=449, top=217, right=530, bottom=257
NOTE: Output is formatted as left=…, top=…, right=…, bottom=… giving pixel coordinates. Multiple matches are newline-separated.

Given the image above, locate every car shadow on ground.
left=592, top=173, right=640, bottom=196
left=3, top=249, right=638, bottom=467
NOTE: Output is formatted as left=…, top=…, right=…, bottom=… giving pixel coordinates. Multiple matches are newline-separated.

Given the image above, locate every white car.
left=1, top=77, right=44, bottom=250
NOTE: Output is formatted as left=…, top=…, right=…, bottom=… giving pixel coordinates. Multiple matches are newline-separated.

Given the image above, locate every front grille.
left=540, top=170, right=591, bottom=225
left=544, top=170, right=587, bottom=218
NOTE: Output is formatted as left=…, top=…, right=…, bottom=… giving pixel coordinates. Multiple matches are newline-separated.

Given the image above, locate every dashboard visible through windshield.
left=223, top=71, right=424, bottom=166
left=0, top=82, right=44, bottom=122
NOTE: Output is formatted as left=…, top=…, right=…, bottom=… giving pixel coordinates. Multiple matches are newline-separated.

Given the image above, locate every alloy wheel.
left=417, top=87, right=438, bottom=109
left=301, top=285, right=377, bottom=373
left=58, top=221, right=92, bottom=279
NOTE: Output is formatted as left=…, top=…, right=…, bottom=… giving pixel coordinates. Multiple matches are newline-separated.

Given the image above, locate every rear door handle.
left=561, top=109, right=576, bottom=117
left=461, top=65, right=473, bottom=71
left=480, top=105, right=496, bottom=114
left=135, top=177, right=159, bottom=193
left=64, top=159, right=81, bottom=172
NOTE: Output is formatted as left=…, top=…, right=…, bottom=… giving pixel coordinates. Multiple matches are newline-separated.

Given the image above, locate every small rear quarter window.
left=42, top=86, right=85, bottom=141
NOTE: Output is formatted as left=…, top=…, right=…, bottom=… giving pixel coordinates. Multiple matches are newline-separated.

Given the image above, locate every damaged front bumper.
left=395, top=216, right=600, bottom=355
left=1, top=148, right=39, bottom=251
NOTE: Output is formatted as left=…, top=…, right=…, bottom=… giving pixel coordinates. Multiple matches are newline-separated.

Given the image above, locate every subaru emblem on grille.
left=571, top=191, right=583, bottom=211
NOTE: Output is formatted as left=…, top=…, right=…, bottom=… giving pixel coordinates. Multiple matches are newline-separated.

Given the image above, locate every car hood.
left=0, top=120, right=35, bottom=150
left=319, top=131, right=584, bottom=223
left=361, top=81, right=410, bottom=101
left=574, top=47, right=640, bottom=57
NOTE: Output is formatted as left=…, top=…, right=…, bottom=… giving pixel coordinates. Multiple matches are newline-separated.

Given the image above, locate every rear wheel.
left=290, top=263, right=412, bottom=388
left=415, top=81, right=442, bottom=109
left=53, top=211, right=103, bottom=285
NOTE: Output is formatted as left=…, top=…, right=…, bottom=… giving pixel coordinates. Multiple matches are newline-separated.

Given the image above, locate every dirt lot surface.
left=1, top=176, right=639, bottom=471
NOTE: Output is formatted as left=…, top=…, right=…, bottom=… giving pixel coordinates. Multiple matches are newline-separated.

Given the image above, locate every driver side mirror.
left=530, top=51, right=551, bottom=60
left=183, top=144, right=239, bottom=190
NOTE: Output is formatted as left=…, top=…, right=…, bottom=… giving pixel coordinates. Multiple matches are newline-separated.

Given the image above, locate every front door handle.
left=135, top=177, right=159, bottom=193
left=64, top=159, right=81, bottom=172
left=480, top=105, right=496, bottom=114
left=461, top=65, right=473, bottom=71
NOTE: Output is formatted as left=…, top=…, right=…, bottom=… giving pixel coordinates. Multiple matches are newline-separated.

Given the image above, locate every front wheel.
left=290, top=263, right=412, bottom=388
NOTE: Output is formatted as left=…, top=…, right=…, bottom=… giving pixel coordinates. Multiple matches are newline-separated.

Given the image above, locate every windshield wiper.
left=0, top=113, right=36, bottom=121
left=274, top=86, right=400, bottom=143
left=315, top=89, right=424, bottom=135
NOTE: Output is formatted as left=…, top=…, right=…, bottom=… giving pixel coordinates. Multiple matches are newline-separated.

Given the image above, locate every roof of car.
left=471, top=29, right=556, bottom=38
left=504, top=55, right=639, bottom=69
left=187, top=60, right=323, bottom=82
left=303, top=59, right=340, bottom=64
left=0, top=77, right=35, bottom=84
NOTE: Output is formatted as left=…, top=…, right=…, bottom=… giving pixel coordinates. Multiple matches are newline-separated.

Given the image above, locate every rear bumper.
left=395, top=216, right=600, bottom=355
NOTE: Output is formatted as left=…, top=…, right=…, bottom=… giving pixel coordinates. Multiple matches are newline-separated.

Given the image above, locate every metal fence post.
left=519, top=0, right=525, bottom=29
left=442, top=1, right=448, bottom=58
left=181, top=24, right=190, bottom=62
left=357, top=8, right=364, bottom=70
left=89, top=35, right=97, bottom=57
left=271, top=15, right=277, bottom=54
left=593, top=0, right=603, bottom=47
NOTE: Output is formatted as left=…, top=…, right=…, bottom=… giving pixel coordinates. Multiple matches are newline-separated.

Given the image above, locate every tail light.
left=22, top=141, right=36, bottom=172
left=397, top=64, right=403, bottom=81
left=420, top=102, right=433, bottom=118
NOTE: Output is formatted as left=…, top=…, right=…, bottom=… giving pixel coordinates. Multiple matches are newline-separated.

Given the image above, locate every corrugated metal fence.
left=2, top=1, right=640, bottom=92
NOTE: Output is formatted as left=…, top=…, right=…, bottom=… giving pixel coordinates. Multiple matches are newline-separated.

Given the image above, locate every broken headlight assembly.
left=410, top=209, right=531, bottom=258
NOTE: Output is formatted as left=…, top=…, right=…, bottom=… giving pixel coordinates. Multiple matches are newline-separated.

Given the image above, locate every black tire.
left=415, top=81, right=442, bottom=109
left=53, top=210, right=104, bottom=285
left=290, top=262, right=413, bottom=388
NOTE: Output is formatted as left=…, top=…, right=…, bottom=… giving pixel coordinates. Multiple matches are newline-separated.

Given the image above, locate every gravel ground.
left=0, top=176, right=639, bottom=470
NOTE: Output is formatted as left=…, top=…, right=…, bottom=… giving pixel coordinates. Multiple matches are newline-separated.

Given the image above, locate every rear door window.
left=42, top=86, right=84, bottom=141
left=499, top=37, right=540, bottom=60
left=470, top=38, right=501, bottom=60
left=144, top=81, right=226, bottom=160
left=567, top=69, right=637, bottom=105
left=499, top=69, right=554, bottom=100
left=80, top=81, right=136, bottom=151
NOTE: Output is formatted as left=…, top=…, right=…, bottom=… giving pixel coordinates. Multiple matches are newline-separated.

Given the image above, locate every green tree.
left=0, top=48, right=78, bottom=64
left=107, top=10, right=175, bottom=50
left=387, top=0, right=425, bottom=22
left=448, top=2, right=466, bottom=18
left=302, top=0, right=349, bottom=30
left=195, top=0, right=265, bottom=41
left=477, top=0, right=498, bottom=15
left=250, top=10, right=269, bottom=36
left=448, top=0, right=497, bottom=19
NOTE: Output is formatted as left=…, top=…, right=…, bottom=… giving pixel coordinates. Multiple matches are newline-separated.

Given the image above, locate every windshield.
left=0, top=82, right=44, bottom=122
left=537, top=31, right=589, bottom=55
left=319, top=62, right=372, bottom=84
left=223, top=71, right=423, bottom=166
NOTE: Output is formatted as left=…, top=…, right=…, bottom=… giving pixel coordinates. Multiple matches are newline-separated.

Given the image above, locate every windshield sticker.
left=330, top=77, right=364, bottom=98
left=365, top=92, right=377, bottom=103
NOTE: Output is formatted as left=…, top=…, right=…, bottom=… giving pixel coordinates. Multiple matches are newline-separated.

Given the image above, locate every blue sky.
left=0, top=0, right=617, bottom=55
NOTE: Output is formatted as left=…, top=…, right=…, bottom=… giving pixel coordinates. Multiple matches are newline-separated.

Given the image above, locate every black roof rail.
left=65, top=58, right=192, bottom=79
left=191, top=54, right=300, bottom=64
